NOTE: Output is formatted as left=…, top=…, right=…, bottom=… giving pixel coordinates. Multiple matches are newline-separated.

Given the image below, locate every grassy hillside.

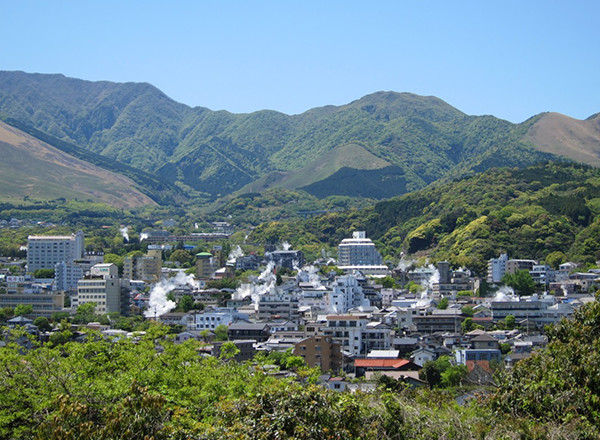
left=0, top=121, right=155, bottom=208
left=525, top=112, right=600, bottom=165
left=0, top=71, right=571, bottom=203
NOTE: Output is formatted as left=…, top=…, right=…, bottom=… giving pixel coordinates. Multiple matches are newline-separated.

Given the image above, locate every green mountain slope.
left=249, top=162, right=600, bottom=273
left=0, top=121, right=155, bottom=208
left=0, top=71, right=592, bottom=203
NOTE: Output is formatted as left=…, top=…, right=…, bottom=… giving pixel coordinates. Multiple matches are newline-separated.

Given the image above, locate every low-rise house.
left=228, top=321, right=270, bottom=342
left=354, top=358, right=420, bottom=378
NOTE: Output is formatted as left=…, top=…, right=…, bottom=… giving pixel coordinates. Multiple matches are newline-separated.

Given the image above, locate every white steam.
left=120, top=227, right=129, bottom=242
left=228, top=245, right=244, bottom=261
left=233, top=261, right=277, bottom=308
left=494, top=285, right=517, bottom=302
left=280, top=241, right=292, bottom=251
left=140, top=232, right=149, bottom=242
left=144, top=271, right=194, bottom=318
left=297, top=265, right=325, bottom=289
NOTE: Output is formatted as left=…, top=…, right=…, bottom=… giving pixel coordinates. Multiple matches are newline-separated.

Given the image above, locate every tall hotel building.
left=27, top=230, right=85, bottom=273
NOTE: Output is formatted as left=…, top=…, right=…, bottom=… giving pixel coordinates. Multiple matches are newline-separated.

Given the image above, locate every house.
left=228, top=321, right=270, bottom=342
left=411, top=347, right=436, bottom=367
left=354, top=358, right=420, bottom=378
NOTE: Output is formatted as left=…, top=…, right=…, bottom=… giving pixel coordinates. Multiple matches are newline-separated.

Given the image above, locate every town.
left=1, top=226, right=597, bottom=390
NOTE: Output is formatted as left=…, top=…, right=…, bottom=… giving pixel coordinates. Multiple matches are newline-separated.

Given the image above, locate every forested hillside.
left=248, top=162, right=600, bottom=273
left=0, top=71, right=573, bottom=202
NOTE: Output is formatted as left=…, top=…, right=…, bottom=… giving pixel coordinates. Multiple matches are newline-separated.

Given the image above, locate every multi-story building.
left=195, top=252, right=218, bottom=280
left=330, top=275, right=369, bottom=314
left=54, top=259, right=97, bottom=293
left=76, top=263, right=121, bottom=314
left=294, top=335, right=342, bottom=373
left=0, top=277, right=65, bottom=317
left=258, top=291, right=300, bottom=321
left=323, top=315, right=370, bottom=357
left=123, top=249, right=162, bottom=283
left=27, top=231, right=84, bottom=273
left=337, top=231, right=382, bottom=266
left=488, top=254, right=537, bottom=283
left=192, top=307, right=248, bottom=331
left=265, top=250, right=305, bottom=270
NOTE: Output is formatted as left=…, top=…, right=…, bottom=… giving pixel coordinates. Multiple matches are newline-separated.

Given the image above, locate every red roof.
left=354, top=358, right=412, bottom=369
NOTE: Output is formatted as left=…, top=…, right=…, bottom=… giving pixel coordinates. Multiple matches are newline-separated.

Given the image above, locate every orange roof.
left=354, top=358, right=412, bottom=369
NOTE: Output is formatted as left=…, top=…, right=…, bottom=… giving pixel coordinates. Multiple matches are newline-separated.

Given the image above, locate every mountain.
left=0, top=120, right=155, bottom=208
left=0, top=71, right=597, bottom=204
left=524, top=112, right=600, bottom=166
left=248, top=162, right=600, bottom=273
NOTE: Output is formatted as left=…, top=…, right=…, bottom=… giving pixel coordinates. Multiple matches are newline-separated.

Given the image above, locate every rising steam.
left=144, top=271, right=194, bottom=318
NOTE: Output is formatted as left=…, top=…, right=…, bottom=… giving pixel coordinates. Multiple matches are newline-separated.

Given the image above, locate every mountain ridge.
left=0, top=71, right=597, bottom=205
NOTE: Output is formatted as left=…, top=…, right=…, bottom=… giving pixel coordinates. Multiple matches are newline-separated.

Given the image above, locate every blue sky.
left=2, top=1, right=598, bottom=122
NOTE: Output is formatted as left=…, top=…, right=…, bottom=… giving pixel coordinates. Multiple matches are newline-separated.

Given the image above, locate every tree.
left=504, top=314, right=516, bottom=330
left=14, top=304, right=33, bottom=316
left=437, top=298, right=449, bottom=309
left=502, top=269, right=536, bottom=296
left=461, top=306, right=474, bottom=317
left=169, top=249, right=193, bottom=267
left=178, top=295, right=195, bottom=312
left=461, top=317, right=475, bottom=333
left=214, top=324, right=229, bottom=341
left=219, top=341, right=240, bottom=360
left=33, top=268, right=55, bottom=278
left=73, top=302, right=98, bottom=324
left=34, top=316, right=52, bottom=332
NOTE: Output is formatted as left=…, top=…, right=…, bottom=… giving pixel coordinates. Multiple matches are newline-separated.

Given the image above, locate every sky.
left=2, top=1, right=598, bottom=123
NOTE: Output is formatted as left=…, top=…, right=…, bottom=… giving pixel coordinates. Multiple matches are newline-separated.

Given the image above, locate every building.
left=195, top=252, right=218, bottom=280
left=337, top=231, right=382, bottom=266
left=54, top=259, right=97, bottom=293
left=76, top=263, right=121, bottom=314
left=294, top=335, right=342, bottom=373
left=265, top=250, right=305, bottom=270
left=27, top=231, right=84, bottom=273
left=0, top=288, right=65, bottom=318
left=228, top=322, right=271, bottom=342
left=487, top=253, right=537, bottom=284
left=192, top=307, right=248, bottom=331
left=123, top=249, right=162, bottom=283
left=257, top=291, right=300, bottom=321
left=323, top=315, right=370, bottom=357
left=330, top=275, right=369, bottom=314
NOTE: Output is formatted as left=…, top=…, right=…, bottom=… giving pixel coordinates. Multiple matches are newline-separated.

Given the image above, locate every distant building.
left=336, top=232, right=389, bottom=276
left=123, top=249, right=162, bottom=283
left=195, top=252, right=218, bottom=279
left=294, top=335, right=342, bottom=373
left=27, top=231, right=84, bottom=273
left=266, top=250, right=305, bottom=270
left=330, top=275, right=369, bottom=314
left=76, top=263, right=122, bottom=314
left=487, top=254, right=537, bottom=283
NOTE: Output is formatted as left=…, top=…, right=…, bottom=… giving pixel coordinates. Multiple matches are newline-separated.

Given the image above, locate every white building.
left=337, top=231, right=383, bottom=267
left=330, top=275, right=369, bottom=314
left=27, top=231, right=84, bottom=273
left=192, top=307, right=248, bottom=331
left=324, top=315, right=370, bottom=357
left=487, top=253, right=508, bottom=283
left=76, top=263, right=120, bottom=314
left=54, top=259, right=97, bottom=293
